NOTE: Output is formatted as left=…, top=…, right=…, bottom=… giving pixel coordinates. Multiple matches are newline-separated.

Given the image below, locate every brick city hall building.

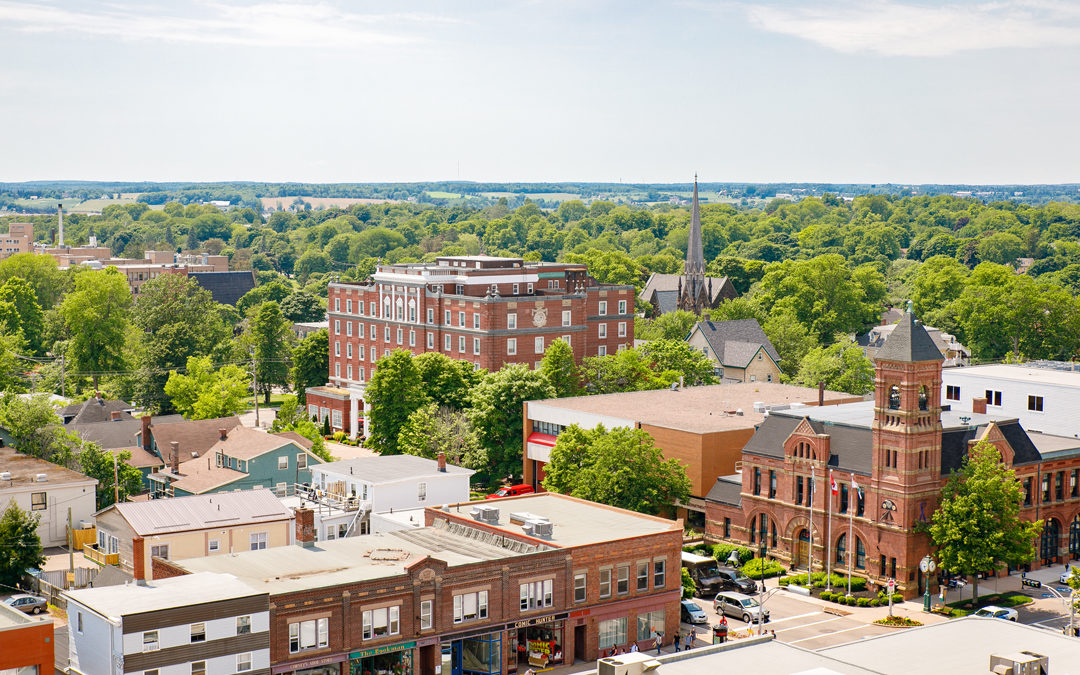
left=705, top=310, right=1080, bottom=598
left=306, top=256, right=635, bottom=439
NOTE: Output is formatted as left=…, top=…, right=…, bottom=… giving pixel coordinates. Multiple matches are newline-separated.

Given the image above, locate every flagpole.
left=826, top=469, right=833, bottom=591
left=808, top=466, right=814, bottom=580
left=848, top=472, right=856, bottom=597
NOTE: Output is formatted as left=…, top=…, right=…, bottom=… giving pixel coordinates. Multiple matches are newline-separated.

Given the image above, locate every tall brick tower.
left=870, top=305, right=944, bottom=581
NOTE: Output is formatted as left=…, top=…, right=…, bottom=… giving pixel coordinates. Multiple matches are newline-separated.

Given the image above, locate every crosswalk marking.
left=773, top=616, right=844, bottom=633
left=787, top=623, right=870, bottom=645
left=764, top=611, right=823, bottom=626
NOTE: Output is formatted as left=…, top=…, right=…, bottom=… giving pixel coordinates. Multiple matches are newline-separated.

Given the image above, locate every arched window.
left=888, top=385, right=901, bottom=410
left=918, top=385, right=928, bottom=411
left=855, top=537, right=866, bottom=569
left=836, top=533, right=847, bottom=566
left=1042, top=519, right=1061, bottom=565
left=771, top=521, right=777, bottom=548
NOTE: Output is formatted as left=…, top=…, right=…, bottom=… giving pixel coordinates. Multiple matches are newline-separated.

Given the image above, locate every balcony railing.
left=83, top=543, right=119, bottom=566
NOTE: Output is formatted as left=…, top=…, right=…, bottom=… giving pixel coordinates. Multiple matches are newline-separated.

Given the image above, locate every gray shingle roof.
left=60, top=398, right=134, bottom=425
left=189, top=271, right=257, bottom=306
left=640, top=273, right=732, bottom=306
left=693, top=319, right=780, bottom=367
left=67, top=419, right=141, bottom=450
left=874, top=312, right=943, bottom=363
left=706, top=475, right=743, bottom=506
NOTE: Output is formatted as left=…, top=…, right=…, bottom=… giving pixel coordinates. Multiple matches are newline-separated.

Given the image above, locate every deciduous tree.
left=163, top=356, right=251, bottom=419
left=291, top=329, right=328, bottom=405
left=792, top=337, right=875, bottom=395
left=365, top=350, right=429, bottom=455
left=59, top=267, right=132, bottom=391
left=539, top=339, right=581, bottom=398
left=78, top=444, right=144, bottom=509
left=244, top=301, right=293, bottom=404
left=0, top=502, right=45, bottom=589
left=469, top=364, right=555, bottom=481
left=398, top=403, right=486, bottom=469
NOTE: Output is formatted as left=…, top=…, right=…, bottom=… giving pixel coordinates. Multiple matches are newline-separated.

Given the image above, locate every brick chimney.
left=973, top=397, right=987, bottom=415
left=295, top=507, right=315, bottom=548
left=219, top=427, right=228, bottom=441
left=133, top=536, right=146, bottom=583
left=141, top=415, right=152, bottom=451
left=170, top=441, right=180, bottom=473
left=110, top=411, right=122, bottom=421
left=437, top=452, right=447, bottom=472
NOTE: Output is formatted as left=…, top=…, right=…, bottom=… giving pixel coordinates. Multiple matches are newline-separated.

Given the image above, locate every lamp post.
left=759, top=544, right=767, bottom=593
left=920, top=555, right=936, bottom=613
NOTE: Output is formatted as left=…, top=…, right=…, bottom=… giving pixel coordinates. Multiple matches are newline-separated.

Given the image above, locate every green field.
left=10, top=197, right=83, bottom=211
left=426, top=191, right=464, bottom=199
left=482, top=191, right=582, bottom=202
left=69, top=197, right=137, bottom=213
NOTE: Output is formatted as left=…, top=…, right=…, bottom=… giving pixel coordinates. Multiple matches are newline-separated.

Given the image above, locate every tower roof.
left=875, top=310, right=943, bottom=363
left=685, top=176, right=705, bottom=278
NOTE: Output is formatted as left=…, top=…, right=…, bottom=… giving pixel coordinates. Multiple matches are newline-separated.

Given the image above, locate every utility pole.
left=113, top=452, right=120, bottom=505
left=251, top=350, right=260, bottom=428
left=67, top=507, right=74, bottom=589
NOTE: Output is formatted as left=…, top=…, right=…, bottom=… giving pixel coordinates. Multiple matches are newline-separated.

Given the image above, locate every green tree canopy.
left=539, top=339, right=581, bottom=398
left=639, top=339, right=716, bottom=387
left=244, top=301, right=292, bottom=404
left=59, top=267, right=132, bottom=390
left=0, top=502, right=45, bottom=589
left=291, top=328, right=329, bottom=405
left=78, top=444, right=144, bottom=509
left=365, top=350, right=429, bottom=455
left=398, top=403, right=486, bottom=469
left=0, top=394, right=79, bottom=467
left=414, top=352, right=484, bottom=410
left=542, top=425, right=691, bottom=515
left=468, top=364, right=555, bottom=481
left=928, top=440, right=1041, bottom=601
left=792, top=337, right=875, bottom=395
left=0, top=277, right=45, bottom=354
left=163, top=355, right=251, bottom=420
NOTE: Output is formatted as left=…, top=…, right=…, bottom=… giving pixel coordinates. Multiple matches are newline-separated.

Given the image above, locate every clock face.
left=920, top=558, right=929, bottom=572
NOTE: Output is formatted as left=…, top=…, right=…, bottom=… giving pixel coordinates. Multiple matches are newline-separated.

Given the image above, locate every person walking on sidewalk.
left=673, top=629, right=681, bottom=652
left=684, top=631, right=692, bottom=651
left=654, top=630, right=662, bottom=655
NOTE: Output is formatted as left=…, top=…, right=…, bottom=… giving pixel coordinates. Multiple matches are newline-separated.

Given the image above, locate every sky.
left=1, top=0, right=1079, bottom=184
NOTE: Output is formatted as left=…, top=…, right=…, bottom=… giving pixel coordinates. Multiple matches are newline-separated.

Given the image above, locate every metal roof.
left=104, top=488, right=293, bottom=535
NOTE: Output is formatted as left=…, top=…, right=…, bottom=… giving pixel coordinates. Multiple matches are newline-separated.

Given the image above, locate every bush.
left=741, top=558, right=785, bottom=579
left=870, top=599, right=881, bottom=607
left=683, top=544, right=711, bottom=556
left=712, top=543, right=754, bottom=565
left=780, top=572, right=867, bottom=592
left=857, top=597, right=871, bottom=607
left=877, top=592, right=903, bottom=603
left=332, top=431, right=346, bottom=441
left=820, top=591, right=834, bottom=601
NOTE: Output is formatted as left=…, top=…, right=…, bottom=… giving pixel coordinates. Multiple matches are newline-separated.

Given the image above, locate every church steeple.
left=681, top=175, right=706, bottom=312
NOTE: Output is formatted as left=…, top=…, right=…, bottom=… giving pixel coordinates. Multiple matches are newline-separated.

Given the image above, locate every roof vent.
left=36, top=473, right=48, bottom=482
left=989, top=651, right=1047, bottom=675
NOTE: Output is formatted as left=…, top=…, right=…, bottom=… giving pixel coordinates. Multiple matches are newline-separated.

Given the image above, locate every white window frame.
left=473, top=313, right=480, bottom=329
left=507, top=338, right=517, bottom=356
left=618, top=322, right=626, bottom=337
left=473, top=337, right=480, bottom=355
left=508, top=313, right=517, bottom=330
left=418, top=482, right=427, bottom=502
left=534, top=336, right=544, bottom=354
left=278, top=455, right=288, bottom=470
left=599, top=300, right=607, bottom=315
left=420, top=599, right=433, bottom=630
left=237, top=652, right=252, bottom=672
left=599, top=324, right=607, bottom=339
left=459, top=335, right=466, bottom=352
left=250, top=532, right=268, bottom=550
left=618, top=300, right=627, bottom=314
left=562, top=310, right=571, bottom=327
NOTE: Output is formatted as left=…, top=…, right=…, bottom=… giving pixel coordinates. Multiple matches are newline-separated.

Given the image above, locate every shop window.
left=453, top=592, right=488, bottom=624
left=636, top=610, right=664, bottom=643
left=636, top=562, right=648, bottom=591
left=599, top=568, right=612, bottom=598
left=653, top=558, right=666, bottom=588
left=363, top=606, right=401, bottom=638
left=421, top=600, right=433, bottom=629
left=598, top=617, right=627, bottom=650
left=520, top=579, right=554, bottom=610
left=289, top=617, right=329, bottom=652
left=574, top=573, right=587, bottom=602
left=616, top=565, right=629, bottom=595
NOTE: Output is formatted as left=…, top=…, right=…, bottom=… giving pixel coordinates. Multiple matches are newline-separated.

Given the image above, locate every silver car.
left=3, top=594, right=48, bottom=615
left=713, top=591, right=770, bottom=624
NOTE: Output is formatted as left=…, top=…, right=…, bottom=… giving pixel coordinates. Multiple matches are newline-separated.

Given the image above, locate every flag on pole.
left=831, top=475, right=838, bottom=495
left=852, top=475, right=863, bottom=498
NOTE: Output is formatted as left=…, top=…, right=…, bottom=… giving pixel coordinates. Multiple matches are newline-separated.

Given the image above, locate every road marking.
left=766, top=611, right=823, bottom=626
left=788, top=623, right=872, bottom=645
left=773, top=616, right=844, bottom=633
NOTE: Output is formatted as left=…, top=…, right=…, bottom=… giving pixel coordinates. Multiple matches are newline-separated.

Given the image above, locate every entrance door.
left=449, top=642, right=463, bottom=675
left=419, top=645, right=437, bottom=675
left=1070, top=515, right=1080, bottom=560
left=1041, top=519, right=1061, bottom=565
left=794, top=529, right=810, bottom=569
left=574, top=624, right=586, bottom=664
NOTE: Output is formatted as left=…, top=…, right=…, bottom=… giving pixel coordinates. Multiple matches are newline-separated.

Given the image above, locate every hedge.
left=712, top=543, right=755, bottom=565
left=741, top=557, right=785, bottom=579
left=779, top=572, right=867, bottom=592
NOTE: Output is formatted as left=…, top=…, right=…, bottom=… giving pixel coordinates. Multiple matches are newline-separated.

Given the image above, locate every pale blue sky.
left=2, top=0, right=1078, bottom=184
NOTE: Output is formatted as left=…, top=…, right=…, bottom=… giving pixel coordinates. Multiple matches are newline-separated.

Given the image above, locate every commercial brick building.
left=704, top=310, right=1080, bottom=599
left=159, top=493, right=682, bottom=675
left=308, top=256, right=635, bottom=438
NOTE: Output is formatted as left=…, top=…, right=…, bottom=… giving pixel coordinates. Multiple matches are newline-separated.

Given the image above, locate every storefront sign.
left=271, top=653, right=347, bottom=674
left=506, top=612, right=568, bottom=630
left=351, top=641, right=417, bottom=660
left=417, top=636, right=441, bottom=648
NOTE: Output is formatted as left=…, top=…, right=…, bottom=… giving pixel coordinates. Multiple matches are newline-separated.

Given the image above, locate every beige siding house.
left=686, top=318, right=783, bottom=383
left=90, top=488, right=294, bottom=580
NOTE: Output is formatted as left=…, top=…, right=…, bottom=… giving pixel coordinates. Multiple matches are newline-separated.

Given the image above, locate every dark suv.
left=715, top=567, right=758, bottom=594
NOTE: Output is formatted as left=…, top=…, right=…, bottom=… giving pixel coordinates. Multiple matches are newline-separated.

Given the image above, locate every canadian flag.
left=831, top=475, right=838, bottom=495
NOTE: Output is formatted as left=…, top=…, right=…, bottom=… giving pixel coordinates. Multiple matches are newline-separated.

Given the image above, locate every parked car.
left=715, top=567, right=758, bottom=595
left=485, top=484, right=535, bottom=499
left=3, top=594, right=47, bottom=615
left=973, top=605, right=1018, bottom=621
left=1060, top=566, right=1079, bottom=585
left=713, top=591, right=770, bottom=624
left=680, top=599, right=708, bottom=624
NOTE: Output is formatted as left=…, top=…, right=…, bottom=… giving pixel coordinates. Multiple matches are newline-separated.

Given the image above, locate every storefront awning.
left=526, top=433, right=557, bottom=464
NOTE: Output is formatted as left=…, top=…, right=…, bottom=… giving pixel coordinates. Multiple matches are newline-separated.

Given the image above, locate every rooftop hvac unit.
left=597, top=653, right=660, bottom=675
left=36, top=473, right=48, bottom=482
left=0, top=472, right=11, bottom=481
left=989, top=651, right=1048, bottom=675
left=529, top=520, right=553, bottom=539
left=470, top=506, right=500, bottom=523
left=78, top=520, right=93, bottom=529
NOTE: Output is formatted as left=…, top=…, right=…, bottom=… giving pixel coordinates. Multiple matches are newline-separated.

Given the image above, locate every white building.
left=64, top=572, right=269, bottom=675
left=0, top=448, right=97, bottom=547
left=297, top=454, right=473, bottom=540
left=942, top=362, right=1080, bottom=437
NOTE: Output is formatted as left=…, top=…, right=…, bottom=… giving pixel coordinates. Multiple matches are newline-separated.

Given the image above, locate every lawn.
left=426, top=191, right=463, bottom=199
left=242, top=393, right=291, bottom=409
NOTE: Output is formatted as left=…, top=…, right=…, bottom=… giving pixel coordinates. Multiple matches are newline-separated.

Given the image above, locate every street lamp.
left=920, top=555, right=936, bottom=613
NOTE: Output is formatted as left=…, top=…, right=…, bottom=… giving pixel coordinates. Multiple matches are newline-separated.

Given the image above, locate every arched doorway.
left=1070, top=515, right=1080, bottom=560
left=1041, top=519, right=1061, bottom=565
left=794, top=529, right=810, bottom=569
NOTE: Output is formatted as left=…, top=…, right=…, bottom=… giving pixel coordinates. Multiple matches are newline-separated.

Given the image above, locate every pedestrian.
left=654, top=630, right=662, bottom=655
left=689, top=627, right=697, bottom=644
left=684, top=631, right=692, bottom=651
left=674, top=629, right=681, bottom=652
left=630, top=642, right=638, bottom=653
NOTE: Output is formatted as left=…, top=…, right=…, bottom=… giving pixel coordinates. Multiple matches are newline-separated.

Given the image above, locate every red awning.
left=527, top=432, right=557, bottom=447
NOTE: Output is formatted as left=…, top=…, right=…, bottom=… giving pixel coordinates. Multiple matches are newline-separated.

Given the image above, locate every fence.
left=27, top=567, right=99, bottom=609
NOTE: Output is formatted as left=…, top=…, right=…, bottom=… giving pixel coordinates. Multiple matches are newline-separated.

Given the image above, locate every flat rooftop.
left=774, top=399, right=1019, bottom=431
left=177, top=526, right=530, bottom=594
left=820, top=616, right=1080, bottom=674
left=0, top=447, right=97, bottom=490
left=316, top=454, right=474, bottom=482
left=529, top=383, right=859, bottom=434
left=438, top=493, right=681, bottom=548
left=945, top=363, right=1080, bottom=387
left=646, top=638, right=875, bottom=675
left=0, top=601, right=37, bottom=629
left=64, top=571, right=263, bottom=618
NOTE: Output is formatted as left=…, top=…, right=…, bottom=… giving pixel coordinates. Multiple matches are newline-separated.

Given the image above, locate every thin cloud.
left=0, top=0, right=453, bottom=48
left=737, top=0, right=1080, bottom=57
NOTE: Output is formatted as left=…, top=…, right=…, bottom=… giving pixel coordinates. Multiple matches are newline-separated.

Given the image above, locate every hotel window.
left=768, top=470, right=777, bottom=498
left=508, top=313, right=517, bottom=329
left=359, top=345, right=365, bottom=361
left=190, top=622, right=206, bottom=643
left=384, top=326, right=390, bottom=342
left=397, top=328, right=403, bottom=345
left=191, top=662, right=206, bottom=675
left=237, top=652, right=253, bottom=672
left=358, top=323, right=365, bottom=338
left=346, top=321, right=352, bottom=337
left=598, top=345, right=607, bottom=356
left=250, top=532, right=268, bottom=550
left=474, top=313, right=480, bottom=329
left=427, top=308, right=434, bottom=324
left=370, top=324, right=376, bottom=339
left=617, top=322, right=626, bottom=337
left=473, top=338, right=480, bottom=355
left=30, top=492, right=46, bottom=510
left=653, top=558, right=666, bottom=588
left=599, top=567, right=612, bottom=598
left=445, top=334, right=452, bottom=351
left=562, top=310, right=571, bottom=327
left=289, top=618, right=329, bottom=652
left=335, top=298, right=341, bottom=312
left=237, top=615, right=251, bottom=634
left=618, top=300, right=627, bottom=314
left=347, top=365, right=353, bottom=380
left=574, top=573, right=587, bottom=602
left=527, top=283, right=534, bottom=294
left=362, top=605, right=400, bottom=638
left=427, top=333, right=434, bottom=349
left=459, top=335, right=466, bottom=352
left=409, top=330, right=416, bottom=347
left=347, top=343, right=353, bottom=358
left=459, top=311, right=466, bottom=327
left=985, top=389, right=1002, bottom=406
left=599, top=300, right=607, bottom=315
left=334, top=319, right=340, bottom=334
left=335, top=363, right=341, bottom=378
left=456, top=284, right=464, bottom=295
left=617, top=564, right=630, bottom=595
left=143, top=630, right=159, bottom=652
left=513, top=283, right=520, bottom=295
left=636, top=561, right=649, bottom=591
left=346, top=299, right=352, bottom=313
left=370, top=301, right=376, bottom=315
left=507, top=338, right=517, bottom=356
left=420, top=600, right=433, bottom=630
left=520, top=579, right=554, bottom=610
left=360, top=367, right=366, bottom=382
left=599, top=324, right=607, bottom=339
left=534, top=336, right=544, bottom=354
left=452, top=591, right=488, bottom=624
left=946, top=385, right=960, bottom=401
left=1028, top=395, right=1044, bottom=412
left=335, top=341, right=341, bottom=357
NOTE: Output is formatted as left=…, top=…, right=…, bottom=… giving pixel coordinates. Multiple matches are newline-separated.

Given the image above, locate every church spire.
left=684, top=174, right=706, bottom=304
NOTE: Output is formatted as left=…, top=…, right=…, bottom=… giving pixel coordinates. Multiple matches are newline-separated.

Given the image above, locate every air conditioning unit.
left=990, top=651, right=1048, bottom=675
left=530, top=520, right=553, bottom=539
left=598, top=653, right=660, bottom=675
left=35, top=473, right=48, bottom=482
left=78, top=520, right=94, bottom=530
left=470, top=506, right=500, bottom=524
left=0, top=471, right=11, bottom=481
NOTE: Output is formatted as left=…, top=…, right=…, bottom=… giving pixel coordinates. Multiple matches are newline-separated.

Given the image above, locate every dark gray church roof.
left=875, top=311, right=943, bottom=363
left=189, top=271, right=256, bottom=306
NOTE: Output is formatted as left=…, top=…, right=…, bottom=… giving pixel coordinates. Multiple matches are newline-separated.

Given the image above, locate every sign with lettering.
left=271, top=653, right=347, bottom=674
left=507, top=612, right=568, bottom=630
left=351, top=641, right=417, bottom=660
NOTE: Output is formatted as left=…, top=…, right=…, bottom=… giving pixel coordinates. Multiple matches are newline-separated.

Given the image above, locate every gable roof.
left=639, top=273, right=732, bottom=306
left=272, top=431, right=314, bottom=450
left=60, top=397, right=135, bottom=425
left=692, top=319, right=780, bottom=367
left=68, top=419, right=141, bottom=450
left=101, top=488, right=292, bottom=535
left=188, top=271, right=256, bottom=306
left=108, top=445, right=164, bottom=470
left=150, top=416, right=242, bottom=456
left=169, top=458, right=248, bottom=494
left=208, top=426, right=310, bottom=461
left=875, top=311, right=943, bottom=363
